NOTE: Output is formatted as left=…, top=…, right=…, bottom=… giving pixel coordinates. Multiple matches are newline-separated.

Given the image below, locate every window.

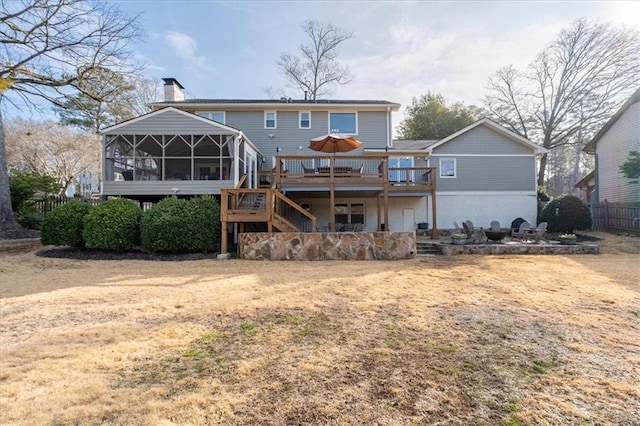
left=388, top=157, right=414, bottom=182
left=439, top=158, right=456, bottom=178
left=334, top=202, right=365, bottom=225
left=196, top=111, right=225, bottom=124
left=329, top=112, right=357, bottom=134
left=299, top=111, right=311, bottom=129
left=265, top=111, right=277, bottom=129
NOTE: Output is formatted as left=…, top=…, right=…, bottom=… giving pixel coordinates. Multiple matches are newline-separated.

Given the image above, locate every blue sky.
left=114, top=0, right=638, bottom=128
left=7, top=1, right=639, bottom=131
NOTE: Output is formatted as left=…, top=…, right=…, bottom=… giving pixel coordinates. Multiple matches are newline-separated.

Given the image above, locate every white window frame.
left=328, top=111, right=358, bottom=135
left=264, top=111, right=277, bottom=129
left=439, top=158, right=457, bottom=178
left=299, top=111, right=311, bottom=129
left=196, top=111, right=225, bottom=124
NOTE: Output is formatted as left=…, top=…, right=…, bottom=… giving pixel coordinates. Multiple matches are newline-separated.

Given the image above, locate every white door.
left=246, top=154, right=257, bottom=188
left=402, top=208, right=415, bottom=232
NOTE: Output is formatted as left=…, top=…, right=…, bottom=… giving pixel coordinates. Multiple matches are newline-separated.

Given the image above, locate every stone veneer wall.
left=239, top=232, right=416, bottom=261
left=438, top=243, right=599, bottom=255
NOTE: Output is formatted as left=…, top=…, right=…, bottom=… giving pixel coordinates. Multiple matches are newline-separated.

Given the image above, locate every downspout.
left=386, top=106, right=392, bottom=148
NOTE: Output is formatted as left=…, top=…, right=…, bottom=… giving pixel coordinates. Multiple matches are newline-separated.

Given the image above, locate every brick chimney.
left=162, top=78, right=185, bottom=102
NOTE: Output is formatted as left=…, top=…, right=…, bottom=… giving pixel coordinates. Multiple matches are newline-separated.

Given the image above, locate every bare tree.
left=127, top=75, right=162, bottom=116
left=5, top=118, right=100, bottom=193
left=485, top=19, right=639, bottom=187
left=0, top=0, right=142, bottom=233
left=278, top=20, right=354, bottom=100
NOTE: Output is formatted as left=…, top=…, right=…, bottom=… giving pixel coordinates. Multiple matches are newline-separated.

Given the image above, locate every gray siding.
left=103, top=180, right=230, bottom=196
left=226, top=110, right=388, bottom=156
left=435, top=156, right=536, bottom=192
left=433, top=125, right=533, bottom=155
left=104, top=110, right=235, bottom=135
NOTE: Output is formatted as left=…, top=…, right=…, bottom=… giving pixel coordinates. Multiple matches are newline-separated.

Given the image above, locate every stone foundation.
left=239, top=232, right=416, bottom=261
left=438, top=242, right=599, bottom=255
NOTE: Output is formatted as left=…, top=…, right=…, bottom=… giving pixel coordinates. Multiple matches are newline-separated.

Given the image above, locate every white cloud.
left=162, top=31, right=215, bottom=74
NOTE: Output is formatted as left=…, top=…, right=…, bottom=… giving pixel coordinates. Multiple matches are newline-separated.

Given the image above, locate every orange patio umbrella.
left=308, top=133, right=362, bottom=154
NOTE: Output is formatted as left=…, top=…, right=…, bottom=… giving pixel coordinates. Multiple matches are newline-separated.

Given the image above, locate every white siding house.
left=583, top=88, right=640, bottom=204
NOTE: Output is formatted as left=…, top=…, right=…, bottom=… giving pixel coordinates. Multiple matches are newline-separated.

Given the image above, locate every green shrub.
left=141, top=195, right=220, bottom=253
left=41, top=201, right=93, bottom=248
left=9, top=172, right=59, bottom=229
left=541, top=195, right=592, bottom=233
left=83, top=198, right=141, bottom=251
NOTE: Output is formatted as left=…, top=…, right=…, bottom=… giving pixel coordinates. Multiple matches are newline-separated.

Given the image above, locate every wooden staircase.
left=221, top=188, right=316, bottom=233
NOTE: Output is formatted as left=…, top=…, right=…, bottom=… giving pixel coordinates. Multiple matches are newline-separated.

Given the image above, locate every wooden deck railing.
left=272, top=155, right=434, bottom=191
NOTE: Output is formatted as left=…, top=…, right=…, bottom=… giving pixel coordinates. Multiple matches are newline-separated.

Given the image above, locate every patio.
left=418, top=235, right=600, bottom=255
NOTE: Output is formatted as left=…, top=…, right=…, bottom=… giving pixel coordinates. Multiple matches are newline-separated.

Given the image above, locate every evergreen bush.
left=40, top=201, right=93, bottom=248
left=83, top=198, right=141, bottom=251
left=9, top=172, right=59, bottom=229
left=541, top=195, right=592, bottom=233
left=141, top=195, right=220, bottom=253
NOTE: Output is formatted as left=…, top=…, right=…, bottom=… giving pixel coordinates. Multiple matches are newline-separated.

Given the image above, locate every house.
left=581, top=88, right=640, bottom=204
left=384, top=118, right=547, bottom=230
left=100, top=78, right=543, bottom=253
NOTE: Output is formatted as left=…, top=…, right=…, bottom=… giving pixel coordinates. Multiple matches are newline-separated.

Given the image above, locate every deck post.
left=377, top=194, right=382, bottom=231
left=221, top=220, right=228, bottom=254
left=383, top=159, right=389, bottom=230
left=329, top=157, right=335, bottom=231
left=430, top=169, right=439, bottom=239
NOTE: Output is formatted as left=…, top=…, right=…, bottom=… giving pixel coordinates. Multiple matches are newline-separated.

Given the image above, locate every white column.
left=233, top=135, right=240, bottom=186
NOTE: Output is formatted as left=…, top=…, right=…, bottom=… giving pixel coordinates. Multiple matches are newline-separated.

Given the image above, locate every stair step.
left=416, top=243, right=441, bottom=256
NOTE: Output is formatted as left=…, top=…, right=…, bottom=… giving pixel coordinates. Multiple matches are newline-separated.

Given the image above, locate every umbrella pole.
left=330, top=154, right=335, bottom=232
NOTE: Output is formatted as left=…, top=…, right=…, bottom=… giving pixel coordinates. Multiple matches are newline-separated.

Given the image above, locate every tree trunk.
left=537, top=152, right=548, bottom=188
left=0, top=102, right=19, bottom=231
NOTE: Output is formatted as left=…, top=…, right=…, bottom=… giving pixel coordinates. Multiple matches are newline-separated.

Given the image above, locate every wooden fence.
left=33, top=196, right=102, bottom=219
left=590, top=201, right=640, bottom=233
left=33, top=196, right=159, bottom=219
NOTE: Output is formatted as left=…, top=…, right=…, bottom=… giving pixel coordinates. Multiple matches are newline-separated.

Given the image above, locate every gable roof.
left=100, top=106, right=243, bottom=135
left=426, top=118, right=548, bottom=155
left=583, top=87, right=640, bottom=154
left=574, top=170, right=596, bottom=188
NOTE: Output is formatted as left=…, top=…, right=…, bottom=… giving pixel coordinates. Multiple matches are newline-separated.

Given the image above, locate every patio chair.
left=122, top=170, right=134, bottom=181
left=301, top=162, right=315, bottom=175
left=490, top=221, right=501, bottom=231
left=511, top=221, right=530, bottom=240
left=453, top=221, right=462, bottom=234
left=464, top=220, right=485, bottom=242
left=527, top=221, right=547, bottom=243
left=462, top=221, right=478, bottom=243
left=353, top=163, right=364, bottom=176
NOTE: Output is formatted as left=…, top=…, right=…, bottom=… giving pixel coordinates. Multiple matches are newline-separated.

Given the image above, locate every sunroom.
left=101, top=107, right=262, bottom=200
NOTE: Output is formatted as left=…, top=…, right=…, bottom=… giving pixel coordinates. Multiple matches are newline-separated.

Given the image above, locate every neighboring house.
left=574, top=171, right=596, bottom=204
left=100, top=78, right=544, bottom=249
left=582, top=88, right=640, bottom=204
left=383, top=119, right=547, bottom=230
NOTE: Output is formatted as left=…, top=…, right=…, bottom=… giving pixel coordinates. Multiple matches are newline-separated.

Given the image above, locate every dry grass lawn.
left=1, top=232, right=639, bottom=425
